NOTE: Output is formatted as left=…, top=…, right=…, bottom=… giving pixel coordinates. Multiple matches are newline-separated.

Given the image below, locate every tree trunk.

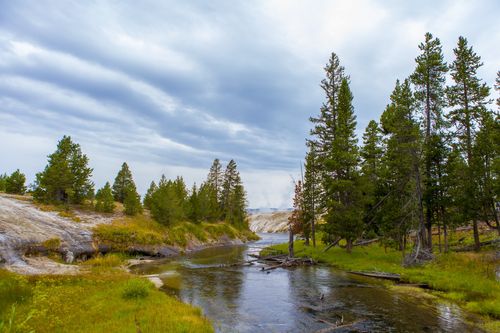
left=311, top=211, right=316, bottom=248
left=437, top=224, right=442, bottom=253
left=472, top=219, right=480, bottom=251
left=491, top=201, right=500, bottom=235
left=288, top=225, right=294, bottom=258
left=443, top=224, right=448, bottom=253
left=346, top=239, right=353, bottom=253
left=414, top=162, right=427, bottom=252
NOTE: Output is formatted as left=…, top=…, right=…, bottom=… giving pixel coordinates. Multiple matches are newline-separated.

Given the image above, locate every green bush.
left=122, top=279, right=150, bottom=300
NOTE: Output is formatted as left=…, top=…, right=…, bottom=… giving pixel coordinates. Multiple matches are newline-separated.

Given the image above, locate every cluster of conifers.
left=290, top=33, right=499, bottom=254
left=3, top=135, right=247, bottom=226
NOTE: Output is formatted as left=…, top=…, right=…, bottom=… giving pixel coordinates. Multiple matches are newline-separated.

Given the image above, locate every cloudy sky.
left=0, top=1, right=498, bottom=208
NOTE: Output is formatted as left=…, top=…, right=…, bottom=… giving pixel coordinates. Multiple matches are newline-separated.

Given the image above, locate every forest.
left=289, top=33, right=499, bottom=264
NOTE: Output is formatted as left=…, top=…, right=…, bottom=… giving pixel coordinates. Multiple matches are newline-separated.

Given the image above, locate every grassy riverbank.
left=0, top=257, right=214, bottom=333
left=266, top=238, right=500, bottom=331
left=94, top=214, right=259, bottom=251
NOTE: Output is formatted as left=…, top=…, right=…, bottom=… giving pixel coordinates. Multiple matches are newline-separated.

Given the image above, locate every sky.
left=0, top=0, right=499, bottom=208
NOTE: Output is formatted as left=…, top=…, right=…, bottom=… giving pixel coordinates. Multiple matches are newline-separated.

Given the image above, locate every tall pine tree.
left=322, top=78, right=363, bottom=252
left=446, top=36, right=491, bottom=251
left=411, top=32, right=448, bottom=251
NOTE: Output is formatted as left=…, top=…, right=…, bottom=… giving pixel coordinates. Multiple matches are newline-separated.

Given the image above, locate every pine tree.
left=221, top=160, right=247, bottom=226
left=309, top=53, right=349, bottom=211
left=323, top=78, right=363, bottom=252
left=187, top=184, right=201, bottom=223
left=360, top=120, right=384, bottom=235
left=0, top=173, right=7, bottom=192
left=379, top=79, right=424, bottom=255
left=5, top=169, right=27, bottom=195
left=288, top=180, right=305, bottom=257
left=446, top=36, right=491, bottom=251
left=143, top=181, right=158, bottom=210
left=207, top=159, right=223, bottom=203
left=302, top=146, right=321, bottom=247
left=473, top=112, right=500, bottom=234
left=150, top=177, right=185, bottom=226
left=33, top=136, right=94, bottom=204
left=496, top=71, right=500, bottom=109
left=197, top=182, right=220, bottom=222
left=411, top=32, right=448, bottom=251
left=123, top=185, right=142, bottom=216
left=95, top=182, right=115, bottom=213
left=112, top=162, right=136, bottom=203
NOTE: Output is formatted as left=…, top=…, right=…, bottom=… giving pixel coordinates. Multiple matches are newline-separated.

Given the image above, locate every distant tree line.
left=2, top=135, right=248, bottom=227
left=144, top=158, right=247, bottom=227
left=290, top=34, right=499, bottom=258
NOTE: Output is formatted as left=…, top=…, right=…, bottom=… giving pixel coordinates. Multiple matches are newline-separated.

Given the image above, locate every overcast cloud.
left=0, top=0, right=498, bottom=208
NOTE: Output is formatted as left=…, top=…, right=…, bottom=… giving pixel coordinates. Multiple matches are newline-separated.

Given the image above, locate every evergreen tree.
left=473, top=112, right=500, bottom=234
left=323, top=78, right=364, bottom=252
left=112, top=162, right=135, bottom=203
left=197, top=182, right=220, bottom=221
left=187, top=184, right=201, bottom=223
left=288, top=181, right=305, bottom=257
left=33, top=136, right=93, bottom=204
left=5, top=169, right=27, bottom=195
left=411, top=32, right=448, bottom=251
left=123, top=185, right=142, bottom=216
left=379, top=79, right=424, bottom=255
left=0, top=173, right=7, bottom=192
left=302, top=146, right=321, bottom=247
left=360, top=120, right=384, bottom=235
left=95, top=182, right=115, bottom=213
left=143, top=181, right=158, bottom=210
left=496, top=71, right=500, bottom=109
left=221, top=160, right=247, bottom=226
left=446, top=36, right=491, bottom=251
left=309, top=53, right=348, bottom=211
left=207, top=159, right=223, bottom=204
left=150, top=176, right=185, bottom=226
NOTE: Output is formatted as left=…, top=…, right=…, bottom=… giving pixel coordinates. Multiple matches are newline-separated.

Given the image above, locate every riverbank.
left=0, top=256, right=214, bottom=332
left=265, top=238, right=500, bottom=332
left=0, top=193, right=258, bottom=275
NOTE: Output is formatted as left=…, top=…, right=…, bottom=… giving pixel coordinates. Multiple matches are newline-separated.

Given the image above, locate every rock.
left=65, top=250, right=75, bottom=264
left=248, top=211, right=291, bottom=233
left=157, top=246, right=179, bottom=257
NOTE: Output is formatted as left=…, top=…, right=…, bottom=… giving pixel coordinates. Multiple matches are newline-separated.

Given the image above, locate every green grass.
left=93, top=215, right=259, bottom=250
left=266, top=237, right=500, bottom=324
left=0, top=267, right=214, bottom=333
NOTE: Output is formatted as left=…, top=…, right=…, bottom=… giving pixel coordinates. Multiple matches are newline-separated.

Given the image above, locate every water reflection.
left=131, top=233, right=483, bottom=333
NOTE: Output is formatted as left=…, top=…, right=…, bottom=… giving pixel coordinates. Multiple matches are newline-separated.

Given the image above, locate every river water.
left=130, top=233, right=483, bottom=332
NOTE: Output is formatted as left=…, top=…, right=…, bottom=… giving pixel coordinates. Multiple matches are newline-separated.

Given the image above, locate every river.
left=130, top=233, right=483, bottom=332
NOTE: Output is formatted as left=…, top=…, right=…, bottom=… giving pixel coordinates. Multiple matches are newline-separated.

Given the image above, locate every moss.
left=42, top=238, right=61, bottom=251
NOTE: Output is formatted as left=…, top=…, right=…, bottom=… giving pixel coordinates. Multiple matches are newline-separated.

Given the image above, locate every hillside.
left=248, top=211, right=291, bottom=233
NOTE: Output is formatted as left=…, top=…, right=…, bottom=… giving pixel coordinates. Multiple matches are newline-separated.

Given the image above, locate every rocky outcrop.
left=0, top=195, right=114, bottom=274
left=248, top=211, right=291, bottom=233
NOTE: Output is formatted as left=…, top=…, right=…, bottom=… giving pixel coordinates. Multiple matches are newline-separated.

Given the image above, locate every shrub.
left=122, top=279, right=150, bottom=299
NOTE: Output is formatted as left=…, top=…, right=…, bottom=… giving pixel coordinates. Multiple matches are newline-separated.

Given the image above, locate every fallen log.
left=348, top=271, right=401, bottom=281
left=453, top=238, right=500, bottom=252
left=315, top=319, right=363, bottom=333
left=322, top=238, right=341, bottom=253
left=353, top=238, right=379, bottom=246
